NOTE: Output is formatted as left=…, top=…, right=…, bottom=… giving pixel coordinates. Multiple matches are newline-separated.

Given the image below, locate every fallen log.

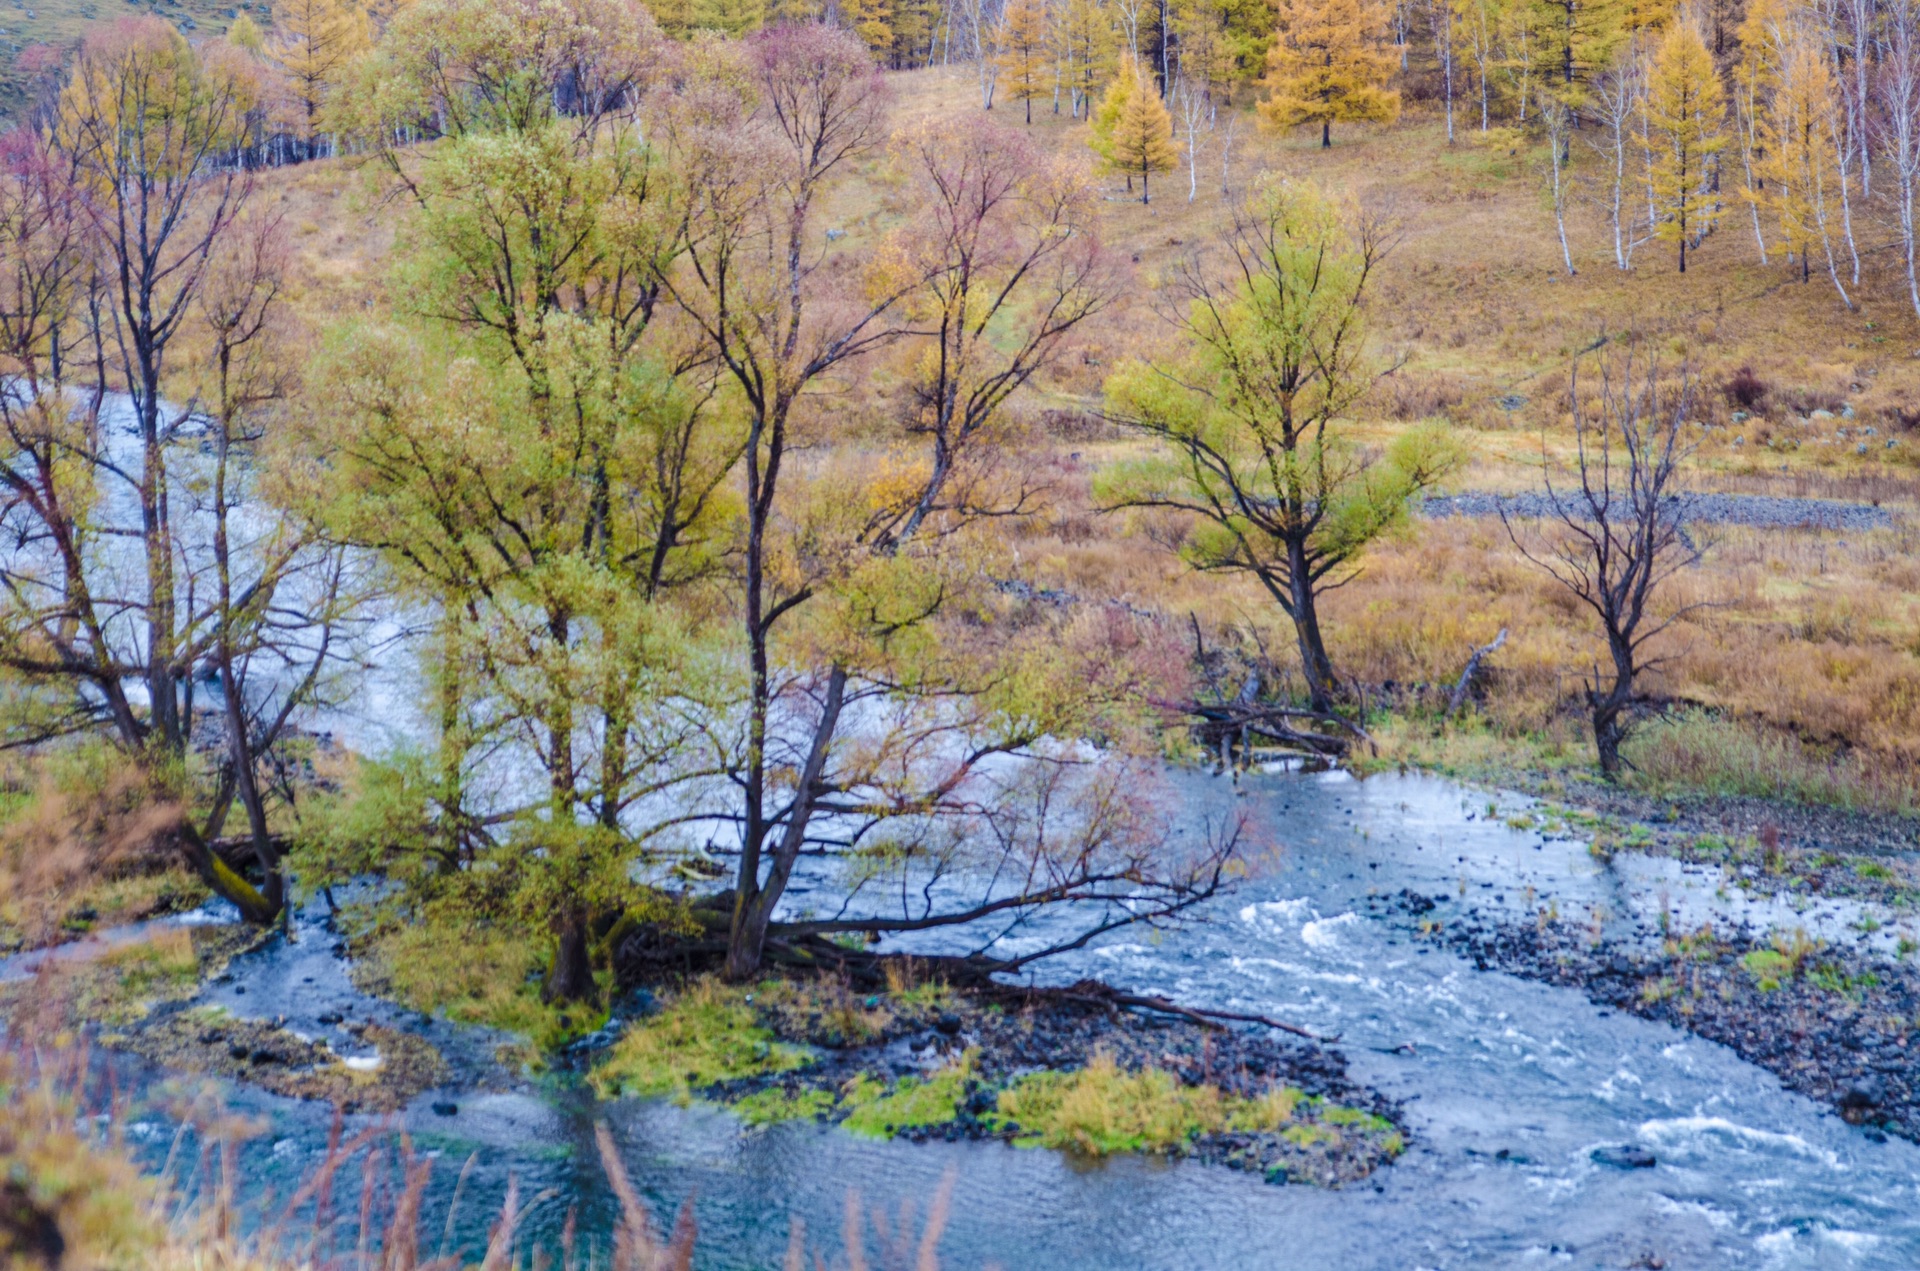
left=1447, top=628, right=1508, bottom=718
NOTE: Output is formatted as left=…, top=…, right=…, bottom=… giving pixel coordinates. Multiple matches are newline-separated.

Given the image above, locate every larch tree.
left=1089, top=54, right=1140, bottom=187
left=997, top=0, right=1052, bottom=122
left=268, top=0, right=370, bottom=155
left=1059, top=0, right=1117, bottom=116
left=1259, top=0, right=1399, bottom=148
left=1765, top=34, right=1850, bottom=298
left=1107, top=57, right=1178, bottom=199
left=1100, top=176, right=1463, bottom=711
left=1645, top=22, right=1726, bottom=273
left=1527, top=0, right=1628, bottom=95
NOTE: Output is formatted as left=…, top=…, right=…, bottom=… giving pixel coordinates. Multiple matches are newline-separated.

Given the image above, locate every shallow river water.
left=84, top=767, right=1920, bottom=1269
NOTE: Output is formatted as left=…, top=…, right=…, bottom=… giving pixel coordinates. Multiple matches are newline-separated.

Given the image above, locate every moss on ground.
left=590, top=978, right=812, bottom=1100
left=345, top=906, right=607, bottom=1053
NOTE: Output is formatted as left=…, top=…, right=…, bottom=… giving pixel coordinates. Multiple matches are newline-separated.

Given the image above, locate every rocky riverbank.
left=591, top=971, right=1406, bottom=1187
left=0, top=920, right=453, bottom=1115
left=1374, top=887, right=1920, bottom=1143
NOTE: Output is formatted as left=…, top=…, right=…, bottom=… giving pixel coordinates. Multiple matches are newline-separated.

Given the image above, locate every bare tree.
left=1502, top=351, right=1702, bottom=779
left=1589, top=59, right=1648, bottom=270
left=1171, top=75, right=1211, bottom=202
left=1541, top=96, right=1576, bottom=275
left=1882, top=0, right=1920, bottom=315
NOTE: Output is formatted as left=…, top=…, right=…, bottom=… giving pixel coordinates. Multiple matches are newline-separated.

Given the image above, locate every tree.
left=1089, top=50, right=1137, bottom=169
left=1259, top=0, right=1399, bottom=147
left=1528, top=0, right=1628, bottom=94
left=1645, top=23, right=1726, bottom=273
left=844, top=0, right=896, bottom=56
left=324, top=0, right=733, bottom=1002
left=873, top=119, right=1114, bottom=546
left=1057, top=0, right=1118, bottom=116
left=1540, top=94, right=1576, bottom=272
left=996, top=0, right=1051, bottom=122
left=1589, top=53, right=1647, bottom=268
left=28, top=20, right=320, bottom=923
left=1732, top=0, right=1791, bottom=261
left=1429, top=0, right=1457, bottom=142
left=1171, top=73, right=1212, bottom=200
left=1105, top=57, right=1177, bottom=200
left=1763, top=33, right=1850, bottom=299
left=1502, top=352, right=1699, bottom=779
left=267, top=0, right=370, bottom=155
left=652, top=27, right=1231, bottom=983
left=1879, top=0, right=1920, bottom=315
left=1100, top=177, right=1463, bottom=711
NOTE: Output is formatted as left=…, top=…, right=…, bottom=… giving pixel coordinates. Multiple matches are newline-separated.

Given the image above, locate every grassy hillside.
left=0, top=0, right=255, bottom=116
left=12, top=36, right=1919, bottom=805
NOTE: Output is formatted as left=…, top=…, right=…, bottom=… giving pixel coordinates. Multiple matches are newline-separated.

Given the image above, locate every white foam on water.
left=1651, top=1194, right=1734, bottom=1229
left=1301, top=912, right=1359, bottom=948
left=1636, top=1116, right=1844, bottom=1170
left=1226, top=956, right=1367, bottom=986
left=1239, top=897, right=1312, bottom=924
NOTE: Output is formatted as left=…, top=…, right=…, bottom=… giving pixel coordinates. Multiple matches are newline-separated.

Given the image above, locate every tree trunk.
left=545, top=906, right=596, bottom=1003
left=1286, top=542, right=1339, bottom=711
left=726, top=666, right=848, bottom=980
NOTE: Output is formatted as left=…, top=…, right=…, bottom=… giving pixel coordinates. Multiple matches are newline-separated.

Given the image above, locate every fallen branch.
left=1447, top=628, right=1508, bottom=718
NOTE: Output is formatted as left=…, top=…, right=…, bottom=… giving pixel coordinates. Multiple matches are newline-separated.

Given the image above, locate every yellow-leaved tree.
left=1103, top=58, right=1177, bottom=200
left=996, top=0, right=1051, bottom=123
left=1764, top=34, right=1847, bottom=294
left=1260, top=0, right=1398, bottom=147
left=269, top=0, right=370, bottom=153
left=1646, top=22, right=1726, bottom=272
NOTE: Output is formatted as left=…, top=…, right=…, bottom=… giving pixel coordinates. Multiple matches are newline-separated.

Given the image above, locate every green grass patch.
left=840, top=1056, right=975, bottom=1138
left=733, top=1085, right=835, bottom=1125
left=347, top=906, right=605, bottom=1053
left=993, top=1055, right=1225, bottom=1155
left=591, top=978, right=811, bottom=1101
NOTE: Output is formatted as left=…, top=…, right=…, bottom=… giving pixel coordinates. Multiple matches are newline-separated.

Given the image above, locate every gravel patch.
left=1374, top=889, right=1920, bottom=1144
left=1424, top=491, right=1894, bottom=531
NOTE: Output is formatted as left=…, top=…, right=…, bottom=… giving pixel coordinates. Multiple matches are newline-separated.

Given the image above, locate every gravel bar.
left=1423, top=491, right=1894, bottom=531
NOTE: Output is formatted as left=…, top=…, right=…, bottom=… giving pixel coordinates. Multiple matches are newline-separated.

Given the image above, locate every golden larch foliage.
left=1102, top=59, right=1178, bottom=201
left=1259, top=0, right=1399, bottom=148
left=269, top=0, right=371, bottom=142
left=996, top=0, right=1052, bottom=123
left=1646, top=22, right=1727, bottom=272
left=1761, top=31, right=1842, bottom=282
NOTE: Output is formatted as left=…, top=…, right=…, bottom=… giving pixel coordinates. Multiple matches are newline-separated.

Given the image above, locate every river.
left=62, top=765, right=1920, bottom=1269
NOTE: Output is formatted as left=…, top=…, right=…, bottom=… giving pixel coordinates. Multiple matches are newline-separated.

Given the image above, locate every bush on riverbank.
left=344, top=902, right=611, bottom=1054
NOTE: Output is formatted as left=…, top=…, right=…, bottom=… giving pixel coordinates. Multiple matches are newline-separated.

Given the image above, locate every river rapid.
left=65, top=765, right=1920, bottom=1270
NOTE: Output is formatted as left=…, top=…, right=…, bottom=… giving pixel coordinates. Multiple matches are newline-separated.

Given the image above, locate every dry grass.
left=14, top=60, right=1907, bottom=803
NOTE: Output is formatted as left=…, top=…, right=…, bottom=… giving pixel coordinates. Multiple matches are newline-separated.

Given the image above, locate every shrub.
left=1623, top=711, right=1920, bottom=816
left=1720, top=365, right=1769, bottom=411
left=591, top=977, right=811, bottom=1100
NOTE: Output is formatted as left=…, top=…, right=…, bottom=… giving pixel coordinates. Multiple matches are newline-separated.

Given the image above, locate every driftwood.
left=611, top=921, right=1329, bottom=1043
left=1446, top=628, right=1508, bottom=718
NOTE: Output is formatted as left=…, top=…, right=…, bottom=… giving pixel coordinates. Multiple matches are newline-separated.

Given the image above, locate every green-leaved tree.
left=1100, top=176, right=1464, bottom=711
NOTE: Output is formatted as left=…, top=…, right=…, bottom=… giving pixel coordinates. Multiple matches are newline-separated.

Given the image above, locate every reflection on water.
left=91, top=769, right=1920, bottom=1269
